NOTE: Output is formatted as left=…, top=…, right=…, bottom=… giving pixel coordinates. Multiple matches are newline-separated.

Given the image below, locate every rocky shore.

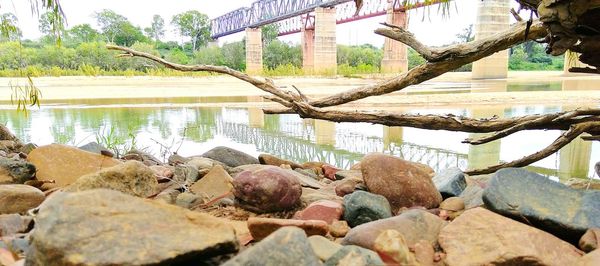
left=1, top=124, right=599, bottom=265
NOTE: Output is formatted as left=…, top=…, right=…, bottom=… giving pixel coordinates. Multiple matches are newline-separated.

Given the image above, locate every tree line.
left=0, top=9, right=563, bottom=77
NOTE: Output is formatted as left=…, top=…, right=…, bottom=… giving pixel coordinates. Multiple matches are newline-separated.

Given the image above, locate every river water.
left=1, top=76, right=599, bottom=181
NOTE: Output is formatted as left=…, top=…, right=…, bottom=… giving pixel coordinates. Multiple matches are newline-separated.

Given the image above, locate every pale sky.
left=0, top=0, right=519, bottom=47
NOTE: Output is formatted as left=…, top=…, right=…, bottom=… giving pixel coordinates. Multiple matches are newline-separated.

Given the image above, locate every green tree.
left=171, top=11, right=210, bottom=51
left=0, top=13, right=21, bottom=41
left=67, top=24, right=99, bottom=43
left=261, top=24, right=279, bottom=46
left=194, top=46, right=225, bottom=66
left=39, top=11, right=65, bottom=42
left=263, top=40, right=301, bottom=70
left=94, top=9, right=127, bottom=43
left=147, top=15, right=165, bottom=42
left=221, top=41, right=245, bottom=70
left=456, top=24, right=474, bottom=43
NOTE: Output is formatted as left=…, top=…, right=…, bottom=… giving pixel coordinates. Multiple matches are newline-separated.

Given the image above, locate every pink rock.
left=322, top=164, right=340, bottom=181
left=233, top=165, right=302, bottom=213
left=294, top=200, right=343, bottom=224
left=247, top=217, right=329, bottom=241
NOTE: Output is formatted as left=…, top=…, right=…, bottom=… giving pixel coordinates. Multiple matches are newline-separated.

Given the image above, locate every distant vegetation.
left=0, top=11, right=563, bottom=77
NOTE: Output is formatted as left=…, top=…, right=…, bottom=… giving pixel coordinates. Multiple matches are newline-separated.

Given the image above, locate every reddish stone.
left=293, top=200, right=343, bottom=224
left=334, top=179, right=361, bottom=197
left=247, top=217, right=328, bottom=241
left=233, top=165, right=302, bottom=213
left=580, top=228, right=600, bottom=252
left=322, top=164, right=340, bottom=181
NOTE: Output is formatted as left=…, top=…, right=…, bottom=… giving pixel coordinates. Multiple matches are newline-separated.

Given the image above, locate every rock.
left=154, top=188, right=180, bottom=205
left=258, top=154, right=302, bottom=169
left=309, top=235, right=342, bottom=261
left=565, top=178, right=600, bottom=190
left=78, top=142, right=112, bottom=157
left=483, top=168, right=600, bottom=243
left=233, top=165, right=302, bottom=213
left=0, top=214, right=31, bottom=236
left=294, top=200, right=343, bottom=224
left=330, top=220, right=350, bottom=238
left=324, top=245, right=384, bottom=266
left=580, top=249, right=600, bottom=266
left=19, top=143, right=37, bottom=155
left=176, top=192, right=204, bottom=209
left=459, top=183, right=484, bottom=209
left=439, top=207, right=582, bottom=266
left=168, top=154, right=188, bottom=165
left=432, top=167, right=466, bottom=199
left=287, top=168, right=324, bottom=189
left=247, top=217, right=329, bottom=241
left=0, top=185, right=45, bottom=214
left=439, top=197, right=465, bottom=220
left=122, top=149, right=161, bottom=166
left=580, top=228, right=600, bottom=252
left=65, top=161, right=158, bottom=198
left=186, top=157, right=216, bottom=171
left=0, top=140, right=20, bottom=152
left=342, top=209, right=444, bottom=250
left=223, top=227, right=320, bottom=266
left=295, top=168, right=319, bottom=180
left=173, top=164, right=199, bottom=185
left=27, top=189, right=238, bottom=265
left=190, top=165, right=233, bottom=201
left=373, top=230, right=418, bottom=265
left=149, top=165, right=174, bottom=179
left=202, top=146, right=258, bottom=168
left=343, top=191, right=392, bottom=227
left=301, top=187, right=342, bottom=206
left=361, top=153, right=442, bottom=211
left=0, top=158, right=36, bottom=184
left=334, top=178, right=363, bottom=197
left=322, top=164, right=341, bottom=181
left=27, top=144, right=121, bottom=187
left=334, top=170, right=362, bottom=181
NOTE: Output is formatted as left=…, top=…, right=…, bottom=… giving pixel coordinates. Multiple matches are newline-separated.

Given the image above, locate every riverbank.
left=1, top=71, right=600, bottom=108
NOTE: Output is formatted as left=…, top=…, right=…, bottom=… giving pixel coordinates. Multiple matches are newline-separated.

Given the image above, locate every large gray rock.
left=343, top=191, right=392, bottom=227
left=65, top=161, right=158, bottom=198
left=202, top=146, right=258, bottom=168
left=26, top=189, right=239, bottom=265
left=459, top=183, right=484, bottom=209
left=78, top=142, right=112, bottom=157
left=0, top=158, right=36, bottom=184
left=483, top=168, right=600, bottom=243
left=432, top=167, right=466, bottom=199
left=0, top=185, right=45, bottom=214
left=324, top=245, right=384, bottom=266
left=223, top=227, right=320, bottom=266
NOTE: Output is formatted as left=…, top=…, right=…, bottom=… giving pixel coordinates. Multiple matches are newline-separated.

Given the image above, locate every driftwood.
left=107, top=19, right=600, bottom=176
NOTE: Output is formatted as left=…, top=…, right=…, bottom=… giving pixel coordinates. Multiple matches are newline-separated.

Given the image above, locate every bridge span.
left=209, top=0, right=511, bottom=78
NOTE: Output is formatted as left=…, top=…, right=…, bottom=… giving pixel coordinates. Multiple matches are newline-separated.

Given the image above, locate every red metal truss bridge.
left=210, top=0, right=445, bottom=39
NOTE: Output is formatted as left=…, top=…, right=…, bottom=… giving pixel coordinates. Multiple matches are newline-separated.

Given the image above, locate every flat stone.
left=202, top=146, right=258, bottom=168
left=233, top=165, right=302, bottom=213
left=334, top=170, right=362, bottom=181
left=342, top=209, right=444, bottom=250
left=223, top=227, right=320, bottom=266
left=27, top=189, right=239, bottom=265
left=483, top=168, right=600, bottom=243
left=301, top=187, right=342, bottom=206
left=439, top=207, right=582, bottom=266
left=27, top=144, right=121, bottom=187
left=0, top=185, right=45, bottom=214
left=0, top=214, right=31, bottom=236
left=343, top=191, right=392, bottom=227
left=247, top=217, right=328, bottom=241
left=65, top=161, right=158, bottom=198
left=580, top=228, right=600, bottom=252
left=294, top=200, right=343, bottom=224
left=190, top=165, right=233, bottom=200
left=0, top=158, right=36, bottom=184
left=258, top=154, right=302, bottom=169
left=324, top=245, right=384, bottom=266
left=308, top=235, right=342, bottom=261
left=361, top=153, right=442, bottom=211
left=432, top=167, right=466, bottom=199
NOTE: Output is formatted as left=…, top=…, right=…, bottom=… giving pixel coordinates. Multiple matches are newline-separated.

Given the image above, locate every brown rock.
left=439, top=207, right=582, bottom=266
left=190, top=165, right=233, bottom=201
left=322, top=164, right=340, bottom=181
left=258, top=154, right=302, bottom=169
left=566, top=178, right=600, bottom=190
left=579, top=249, right=600, bottom=266
left=373, top=230, right=418, bottom=265
left=439, top=197, right=465, bottom=211
left=247, top=217, right=328, bottom=241
left=65, top=161, right=158, bottom=198
left=27, top=144, right=121, bottom=187
left=334, top=178, right=362, bottom=197
left=301, top=162, right=325, bottom=175
left=301, top=187, right=342, bottom=206
left=360, top=153, right=442, bottom=211
left=342, top=209, right=444, bottom=250
left=330, top=220, right=350, bottom=238
left=233, top=165, right=302, bottom=213
left=149, top=165, right=174, bottom=179
left=0, top=185, right=45, bottom=214
left=580, top=228, right=600, bottom=252
left=294, top=200, right=343, bottom=224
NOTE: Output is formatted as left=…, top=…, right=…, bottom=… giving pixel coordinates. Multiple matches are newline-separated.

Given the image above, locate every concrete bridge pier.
left=302, top=23, right=315, bottom=73
left=381, top=9, right=408, bottom=73
left=245, top=28, right=263, bottom=74
left=313, top=7, right=337, bottom=75
left=471, top=0, right=510, bottom=79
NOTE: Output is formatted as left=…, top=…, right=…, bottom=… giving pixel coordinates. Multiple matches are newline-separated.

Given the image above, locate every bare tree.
left=108, top=1, right=600, bottom=175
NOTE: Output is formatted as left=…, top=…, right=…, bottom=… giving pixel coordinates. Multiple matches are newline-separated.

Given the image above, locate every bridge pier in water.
left=381, top=10, right=408, bottom=73
left=471, top=0, right=510, bottom=79
left=245, top=28, right=263, bottom=74
left=312, top=7, right=337, bottom=75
